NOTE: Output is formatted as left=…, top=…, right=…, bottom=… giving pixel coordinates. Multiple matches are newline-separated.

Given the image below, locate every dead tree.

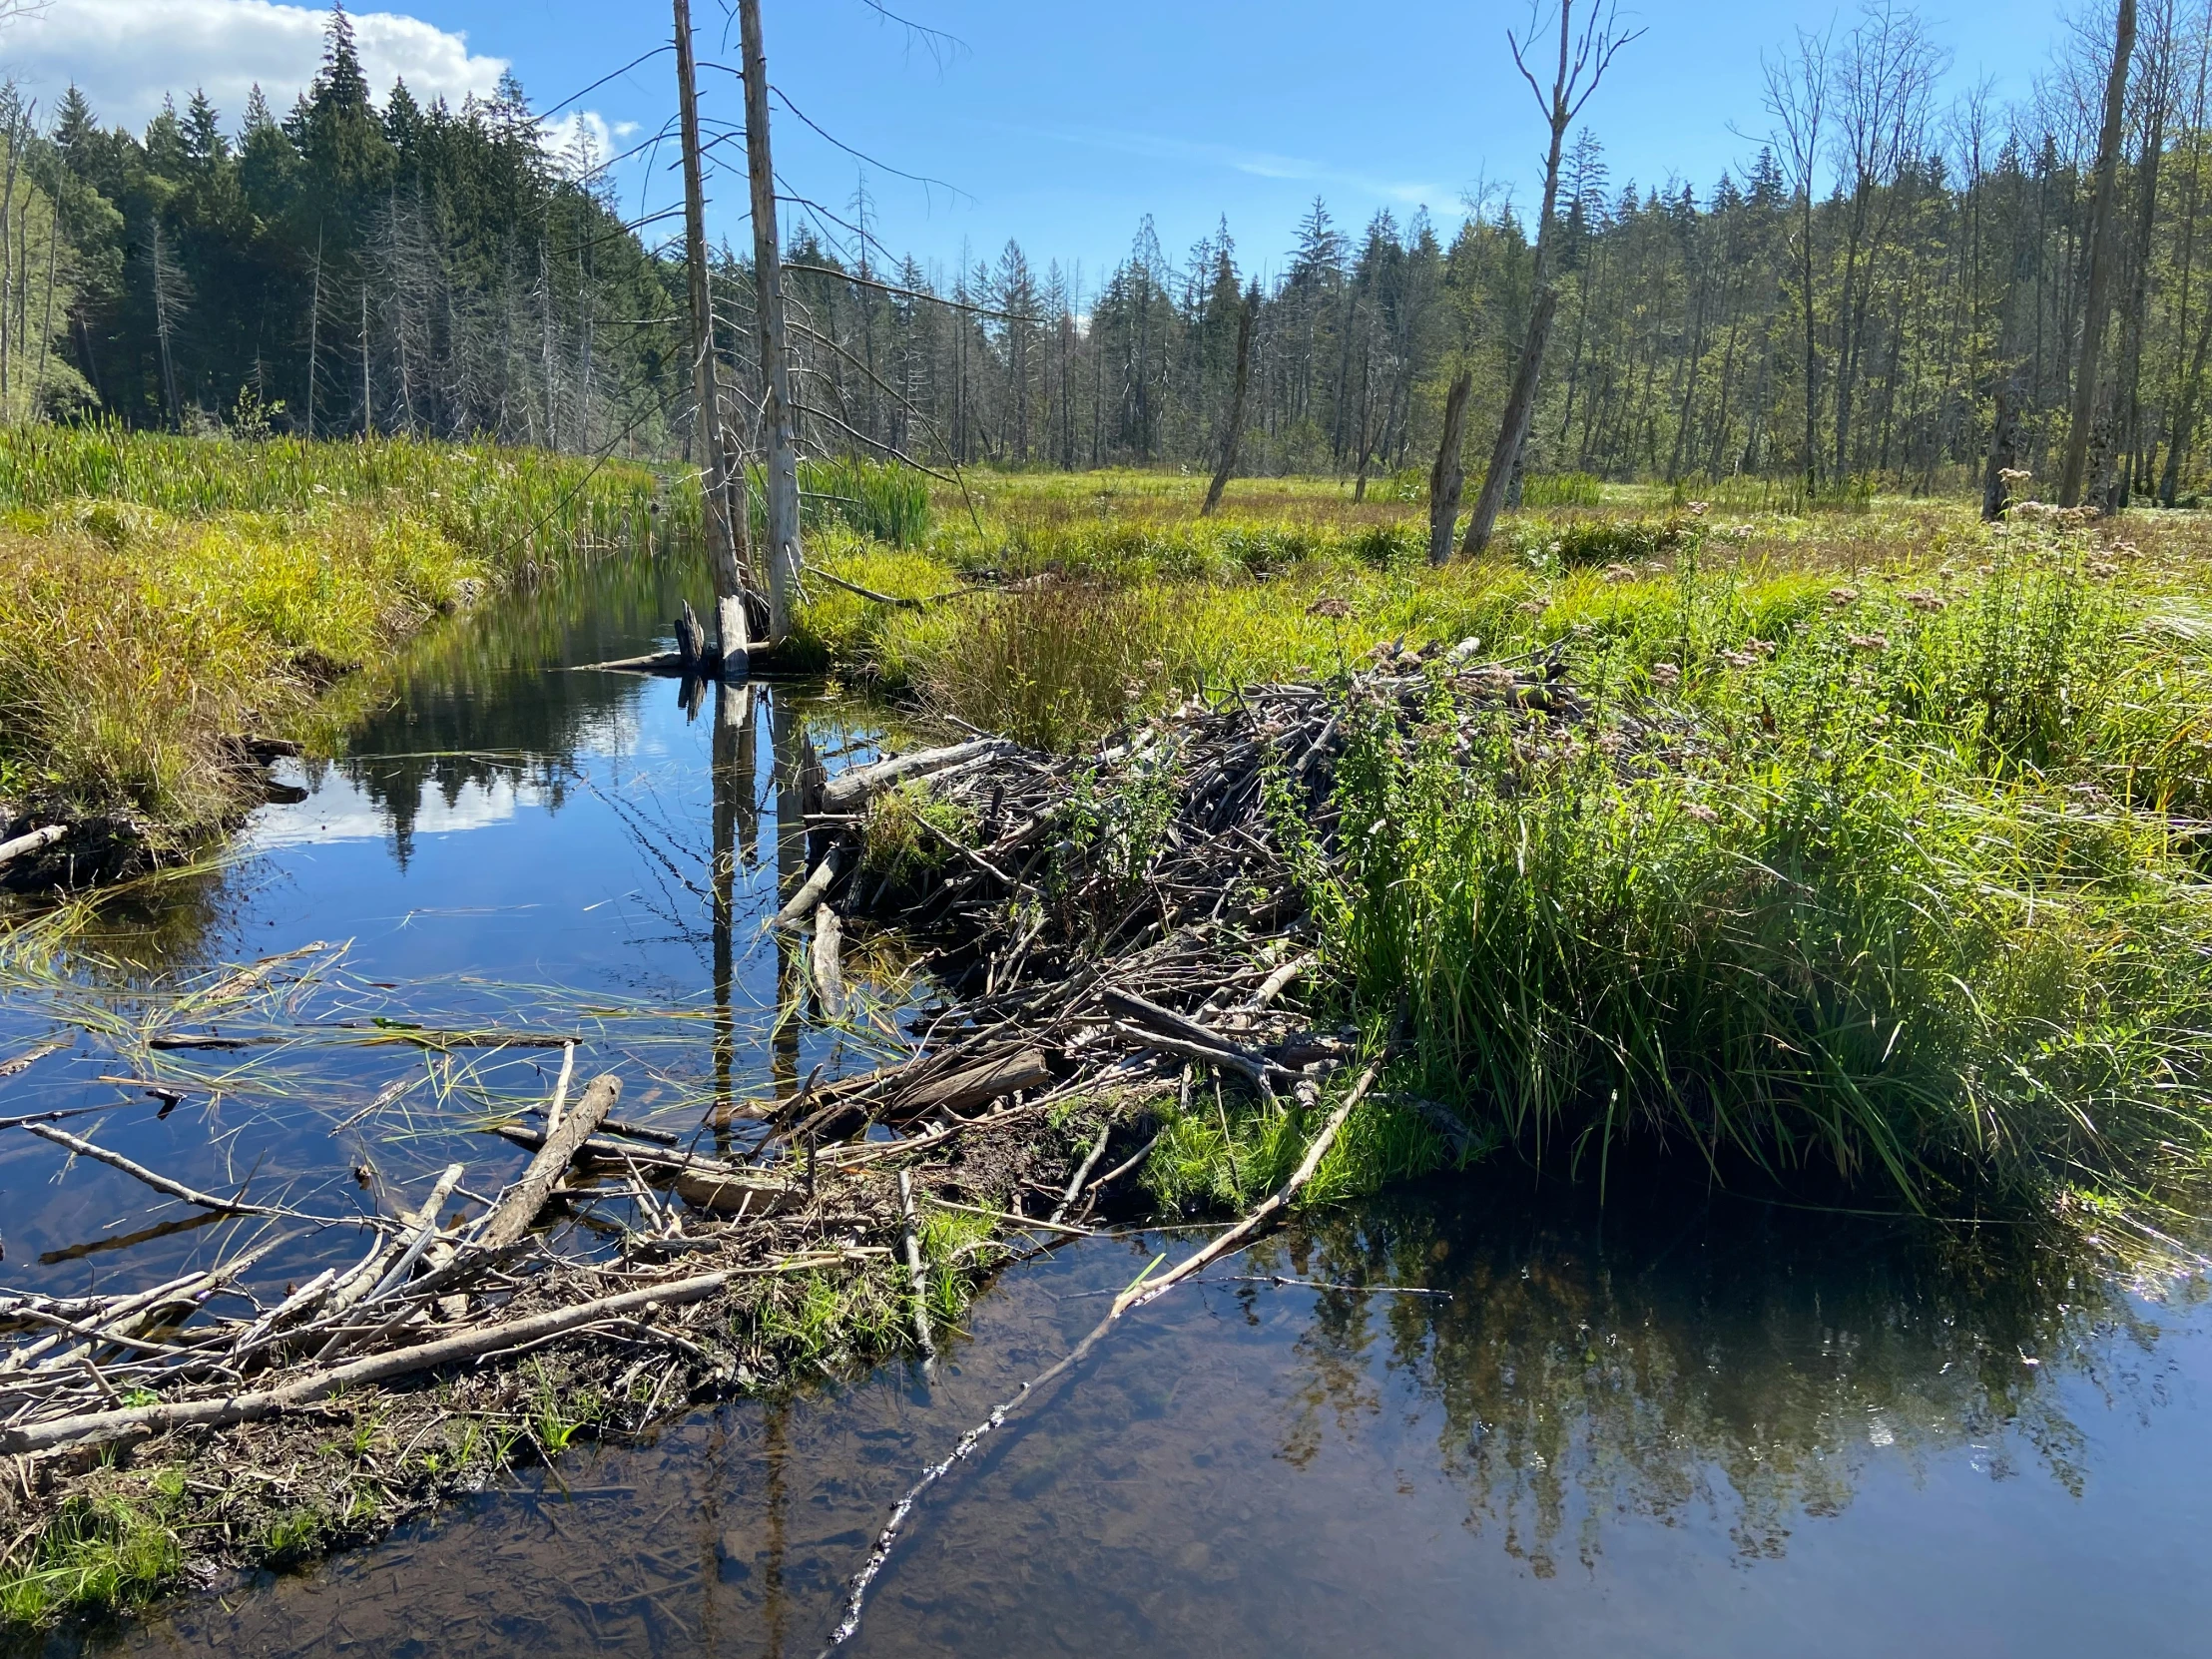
left=739, top=0, right=803, bottom=645
left=1428, top=368, right=1472, bottom=564
left=1200, top=279, right=1257, bottom=517
left=674, top=0, right=750, bottom=667
left=1461, top=0, right=1640, bottom=556
left=2059, top=0, right=2138, bottom=508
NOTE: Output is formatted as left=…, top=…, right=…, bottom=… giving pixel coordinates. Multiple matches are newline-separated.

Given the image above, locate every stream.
left=3, top=547, right=2209, bottom=1657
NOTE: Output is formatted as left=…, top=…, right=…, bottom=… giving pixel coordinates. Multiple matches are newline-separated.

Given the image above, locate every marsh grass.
left=800, top=475, right=2212, bottom=1218
left=1306, top=540, right=2212, bottom=1216
left=0, top=428, right=655, bottom=843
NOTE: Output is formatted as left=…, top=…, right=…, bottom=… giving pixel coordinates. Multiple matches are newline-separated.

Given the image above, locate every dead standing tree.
left=1200, top=278, right=1258, bottom=516
left=1460, top=0, right=1639, bottom=557
left=739, top=0, right=803, bottom=645
left=2058, top=0, right=2139, bottom=508
left=675, top=0, right=751, bottom=669
left=1427, top=368, right=1472, bottom=564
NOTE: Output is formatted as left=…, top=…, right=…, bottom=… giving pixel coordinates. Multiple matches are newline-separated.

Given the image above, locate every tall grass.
left=0, top=427, right=656, bottom=841
left=1306, top=541, right=2212, bottom=1214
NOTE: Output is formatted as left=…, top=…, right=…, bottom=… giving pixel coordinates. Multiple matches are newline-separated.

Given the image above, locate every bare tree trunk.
left=1981, top=370, right=2019, bottom=520
left=674, top=0, right=749, bottom=667
left=2059, top=0, right=2138, bottom=508
left=359, top=283, right=372, bottom=435
left=739, top=0, right=803, bottom=645
left=306, top=226, right=322, bottom=439
left=1428, top=368, right=1473, bottom=564
left=1200, top=282, right=1255, bottom=517
left=1462, top=0, right=1636, bottom=555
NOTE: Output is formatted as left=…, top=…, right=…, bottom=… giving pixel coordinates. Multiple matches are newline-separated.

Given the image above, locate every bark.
left=1463, top=0, right=1629, bottom=554
left=1428, top=368, right=1472, bottom=564
left=1462, top=286, right=1560, bottom=555
left=673, top=0, right=750, bottom=667
left=739, top=0, right=804, bottom=643
left=1200, top=286, right=1256, bottom=517
left=477, top=1074, right=620, bottom=1249
left=2059, top=0, right=2139, bottom=507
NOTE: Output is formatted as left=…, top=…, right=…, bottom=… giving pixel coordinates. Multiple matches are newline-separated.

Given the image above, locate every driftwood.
left=670, top=1168, right=806, bottom=1219
left=819, top=739, right=1010, bottom=814
left=899, top=1048, right=1050, bottom=1115
left=0, top=1253, right=861, bottom=1457
left=813, top=906, right=846, bottom=1019
left=0, top=824, right=66, bottom=868
left=773, top=847, right=841, bottom=927
left=479, top=1076, right=620, bottom=1248
left=0, top=1040, right=68, bottom=1081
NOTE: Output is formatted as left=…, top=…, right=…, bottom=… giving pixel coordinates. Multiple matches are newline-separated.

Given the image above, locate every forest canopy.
left=19, top=0, right=2210, bottom=506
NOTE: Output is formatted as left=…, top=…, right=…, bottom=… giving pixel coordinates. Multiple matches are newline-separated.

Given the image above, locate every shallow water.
left=5, top=548, right=2211, bottom=1657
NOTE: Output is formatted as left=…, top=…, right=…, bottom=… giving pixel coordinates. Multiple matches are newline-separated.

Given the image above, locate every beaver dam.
left=0, top=545, right=2208, bottom=1652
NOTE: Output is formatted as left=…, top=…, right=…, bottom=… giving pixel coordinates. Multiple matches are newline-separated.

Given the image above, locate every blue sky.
left=19, top=0, right=2076, bottom=286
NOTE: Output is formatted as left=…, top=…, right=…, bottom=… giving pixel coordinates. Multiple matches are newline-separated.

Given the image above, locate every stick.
left=361, top=1164, right=465, bottom=1304
left=545, top=1042, right=576, bottom=1135
left=1050, top=1124, right=1111, bottom=1225
left=1110, top=1054, right=1384, bottom=1317
left=479, top=1075, right=621, bottom=1248
left=1246, top=952, right=1315, bottom=1011
left=0, top=1255, right=855, bottom=1457
left=19, top=1125, right=284, bottom=1216
left=0, top=825, right=65, bottom=868
left=811, top=566, right=923, bottom=609
left=897, top=1171, right=935, bottom=1373
left=773, top=847, right=841, bottom=928
left=0, top=1040, right=68, bottom=1081
left=821, top=1052, right=1386, bottom=1652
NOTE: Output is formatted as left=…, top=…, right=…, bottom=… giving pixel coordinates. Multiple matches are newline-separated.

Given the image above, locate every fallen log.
left=820, top=740, right=1010, bottom=814
left=0, top=824, right=66, bottom=868
left=479, top=1075, right=621, bottom=1248
left=0, top=1253, right=862, bottom=1457
left=670, top=1168, right=807, bottom=1219
left=895, top=1047, right=1051, bottom=1117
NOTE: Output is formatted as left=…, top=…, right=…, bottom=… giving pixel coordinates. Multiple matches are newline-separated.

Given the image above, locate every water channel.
left=2, top=547, right=2207, bottom=1656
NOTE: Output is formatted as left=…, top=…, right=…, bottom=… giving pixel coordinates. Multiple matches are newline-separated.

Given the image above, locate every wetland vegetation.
left=2, top=0, right=2212, bottom=1646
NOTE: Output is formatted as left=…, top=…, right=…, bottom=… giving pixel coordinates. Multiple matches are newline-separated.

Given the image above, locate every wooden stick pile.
left=0, top=644, right=1597, bottom=1485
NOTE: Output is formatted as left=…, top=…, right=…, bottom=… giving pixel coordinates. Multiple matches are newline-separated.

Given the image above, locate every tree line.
left=13, top=0, right=2209, bottom=510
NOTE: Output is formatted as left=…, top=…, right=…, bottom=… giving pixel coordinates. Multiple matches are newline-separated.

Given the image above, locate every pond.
left=3, top=547, right=2208, bottom=1657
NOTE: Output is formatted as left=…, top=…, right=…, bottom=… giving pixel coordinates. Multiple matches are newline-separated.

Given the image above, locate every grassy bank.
left=796, top=471, right=2212, bottom=1223
left=0, top=428, right=656, bottom=869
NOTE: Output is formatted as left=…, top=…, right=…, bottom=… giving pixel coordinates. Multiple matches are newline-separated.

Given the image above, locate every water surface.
left=1, top=548, right=2206, bottom=1658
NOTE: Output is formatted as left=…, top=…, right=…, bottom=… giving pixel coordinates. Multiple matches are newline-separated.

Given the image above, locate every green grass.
left=791, top=470, right=2212, bottom=1221
left=1303, top=535, right=2212, bottom=1217
left=0, top=1483, right=183, bottom=1627
left=0, top=426, right=655, bottom=844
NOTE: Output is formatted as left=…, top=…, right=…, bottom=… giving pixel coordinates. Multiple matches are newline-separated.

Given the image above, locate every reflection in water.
left=9, top=539, right=2209, bottom=1657
left=89, top=1175, right=2212, bottom=1659
left=1265, top=1180, right=2149, bottom=1573
left=0, top=539, right=908, bottom=1313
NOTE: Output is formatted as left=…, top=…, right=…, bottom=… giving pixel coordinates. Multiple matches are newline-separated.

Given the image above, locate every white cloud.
left=0, top=0, right=507, bottom=131
left=541, top=109, right=641, bottom=177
